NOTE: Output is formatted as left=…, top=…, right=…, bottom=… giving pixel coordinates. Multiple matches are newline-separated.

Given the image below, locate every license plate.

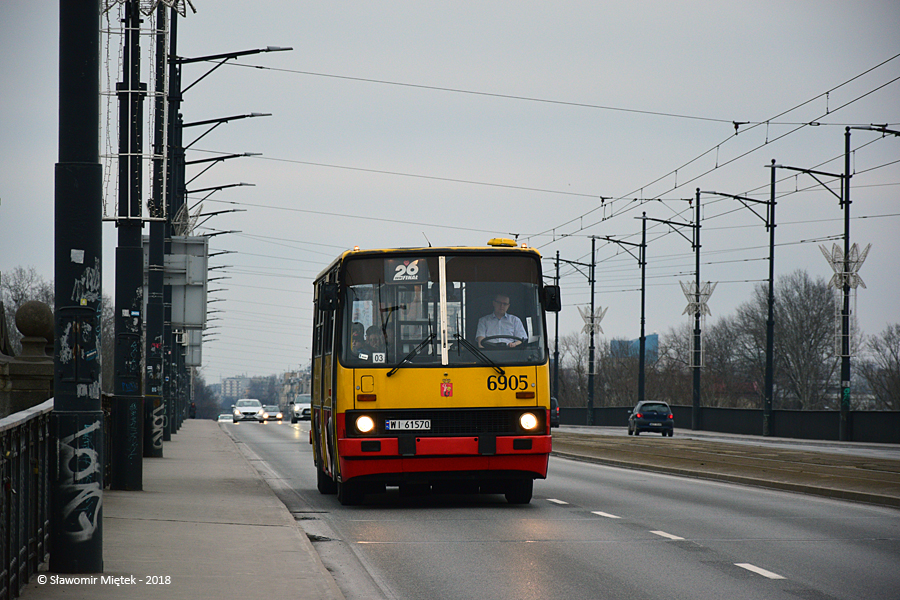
left=386, top=419, right=431, bottom=431
left=650, top=422, right=662, bottom=426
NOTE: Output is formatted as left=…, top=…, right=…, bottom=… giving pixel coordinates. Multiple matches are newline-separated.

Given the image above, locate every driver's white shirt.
left=476, top=312, right=527, bottom=343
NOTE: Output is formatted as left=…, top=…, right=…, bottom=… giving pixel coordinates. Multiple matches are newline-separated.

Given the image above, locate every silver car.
left=232, top=398, right=264, bottom=423
left=291, top=394, right=312, bottom=423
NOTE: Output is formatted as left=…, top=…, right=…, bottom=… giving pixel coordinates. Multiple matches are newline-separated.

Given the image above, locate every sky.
left=1, top=1, right=898, bottom=385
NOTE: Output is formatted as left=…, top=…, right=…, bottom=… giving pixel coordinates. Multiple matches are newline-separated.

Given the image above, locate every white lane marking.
left=546, top=498, right=569, bottom=505
left=591, top=511, right=621, bottom=519
left=735, top=563, right=786, bottom=580
left=650, top=530, right=685, bottom=541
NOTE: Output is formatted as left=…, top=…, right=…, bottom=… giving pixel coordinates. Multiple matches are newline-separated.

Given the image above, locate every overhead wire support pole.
left=144, top=0, right=169, bottom=461
left=644, top=196, right=702, bottom=429
left=111, top=0, right=146, bottom=489
left=702, top=163, right=778, bottom=435
left=556, top=249, right=598, bottom=424
left=553, top=252, right=560, bottom=403
left=602, top=214, right=648, bottom=404
left=774, top=151, right=860, bottom=440
left=764, top=160, right=777, bottom=437
left=52, top=0, right=104, bottom=573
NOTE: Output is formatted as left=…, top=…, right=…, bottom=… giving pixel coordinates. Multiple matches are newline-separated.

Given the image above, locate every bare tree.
left=733, top=284, right=770, bottom=407
left=859, top=324, right=900, bottom=410
left=0, top=266, right=54, bottom=355
left=557, top=332, right=589, bottom=407
left=774, top=270, right=838, bottom=409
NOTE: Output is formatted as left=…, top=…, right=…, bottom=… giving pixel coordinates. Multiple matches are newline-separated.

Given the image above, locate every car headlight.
left=519, top=412, right=539, bottom=431
left=356, top=415, right=375, bottom=434
left=233, top=409, right=240, bottom=416
left=276, top=412, right=283, bottom=419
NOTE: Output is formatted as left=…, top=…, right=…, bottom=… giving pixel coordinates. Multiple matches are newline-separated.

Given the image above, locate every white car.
left=217, top=413, right=232, bottom=423
left=291, top=394, right=312, bottom=423
left=232, top=398, right=264, bottom=423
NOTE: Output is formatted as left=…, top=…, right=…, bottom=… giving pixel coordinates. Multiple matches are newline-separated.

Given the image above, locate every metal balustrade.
left=0, top=400, right=52, bottom=600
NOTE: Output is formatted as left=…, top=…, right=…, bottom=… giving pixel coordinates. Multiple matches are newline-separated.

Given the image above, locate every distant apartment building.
left=278, top=369, right=311, bottom=411
left=222, top=376, right=251, bottom=401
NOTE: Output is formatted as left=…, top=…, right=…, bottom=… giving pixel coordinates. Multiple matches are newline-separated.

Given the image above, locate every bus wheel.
left=337, top=479, right=363, bottom=506
left=505, top=479, right=533, bottom=504
left=317, top=462, right=337, bottom=495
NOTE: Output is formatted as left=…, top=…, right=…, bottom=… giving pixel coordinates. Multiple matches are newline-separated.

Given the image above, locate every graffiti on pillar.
left=59, top=321, right=74, bottom=364
left=58, top=316, right=100, bottom=398
left=126, top=285, right=143, bottom=334
left=152, top=402, right=165, bottom=450
left=76, top=381, right=101, bottom=400
left=127, top=400, right=141, bottom=460
left=59, top=420, right=103, bottom=543
left=70, top=258, right=101, bottom=304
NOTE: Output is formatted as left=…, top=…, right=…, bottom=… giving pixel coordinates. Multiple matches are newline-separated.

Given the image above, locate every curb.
left=551, top=450, right=900, bottom=509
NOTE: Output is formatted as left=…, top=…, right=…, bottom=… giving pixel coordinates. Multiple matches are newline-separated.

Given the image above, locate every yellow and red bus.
left=309, top=239, right=561, bottom=505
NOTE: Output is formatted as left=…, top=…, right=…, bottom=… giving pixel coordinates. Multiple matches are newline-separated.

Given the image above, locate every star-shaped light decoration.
left=819, top=243, right=871, bottom=289
left=578, top=305, right=608, bottom=335
left=680, top=281, right=717, bottom=316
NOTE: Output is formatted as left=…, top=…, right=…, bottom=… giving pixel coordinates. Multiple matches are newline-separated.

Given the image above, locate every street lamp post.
left=159, top=22, right=291, bottom=443
left=111, top=0, right=146, bottom=489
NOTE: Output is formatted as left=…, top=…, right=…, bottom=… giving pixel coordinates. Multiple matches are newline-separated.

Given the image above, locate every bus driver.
left=476, top=293, right=527, bottom=348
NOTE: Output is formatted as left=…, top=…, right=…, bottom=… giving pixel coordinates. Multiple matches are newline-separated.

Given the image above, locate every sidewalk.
left=23, top=420, right=344, bottom=600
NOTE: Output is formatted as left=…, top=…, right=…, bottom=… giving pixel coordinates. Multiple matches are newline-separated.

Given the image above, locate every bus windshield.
left=340, top=253, right=547, bottom=368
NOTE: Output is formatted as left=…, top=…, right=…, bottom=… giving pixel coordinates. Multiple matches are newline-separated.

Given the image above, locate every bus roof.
left=314, top=243, right=543, bottom=283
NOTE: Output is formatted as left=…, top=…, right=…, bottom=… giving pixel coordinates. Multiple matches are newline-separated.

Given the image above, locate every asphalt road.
left=224, top=420, right=900, bottom=600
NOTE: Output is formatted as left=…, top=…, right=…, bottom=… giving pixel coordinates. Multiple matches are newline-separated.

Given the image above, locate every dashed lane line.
left=735, top=563, right=786, bottom=580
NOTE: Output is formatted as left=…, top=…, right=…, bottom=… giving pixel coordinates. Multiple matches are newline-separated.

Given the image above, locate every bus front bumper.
left=337, top=434, right=551, bottom=480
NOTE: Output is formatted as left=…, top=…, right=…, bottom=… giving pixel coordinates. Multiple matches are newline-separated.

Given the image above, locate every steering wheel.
left=480, top=335, right=527, bottom=349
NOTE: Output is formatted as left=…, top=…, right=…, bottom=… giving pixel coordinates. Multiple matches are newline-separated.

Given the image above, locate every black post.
left=162, top=9, right=183, bottom=443
left=144, top=2, right=168, bottom=458
left=52, top=0, right=104, bottom=572
left=587, top=237, right=596, bottom=425
left=839, top=128, right=852, bottom=440
left=110, top=0, right=145, bottom=490
left=692, top=190, right=702, bottom=430
left=763, top=159, right=777, bottom=436
left=638, top=213, right=647, bottom=403
left=553, top=251, right=560, bottom=400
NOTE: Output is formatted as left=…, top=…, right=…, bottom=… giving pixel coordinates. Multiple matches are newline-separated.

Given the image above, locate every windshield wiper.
left=386, top=332, right=435, bottom=377
left=453, top=333, right=505, bottom=375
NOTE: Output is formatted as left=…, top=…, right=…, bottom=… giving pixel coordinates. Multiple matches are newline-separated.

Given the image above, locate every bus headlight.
left=519, top=412, right=539, bottom=431
left=356, top=415, right=376, bottom=434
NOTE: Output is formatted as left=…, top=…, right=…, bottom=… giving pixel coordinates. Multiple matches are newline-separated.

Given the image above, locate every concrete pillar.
left=0, top=300, right=55, bottom=417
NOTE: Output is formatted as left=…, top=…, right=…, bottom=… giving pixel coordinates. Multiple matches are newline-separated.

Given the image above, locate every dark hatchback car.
left=627, top=401, right=674, bottom=437
left=549, top=397, right=560, bottom=428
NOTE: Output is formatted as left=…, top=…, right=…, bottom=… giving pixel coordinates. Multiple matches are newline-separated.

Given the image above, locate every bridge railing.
left=0, top=399, right=52, bottom=600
